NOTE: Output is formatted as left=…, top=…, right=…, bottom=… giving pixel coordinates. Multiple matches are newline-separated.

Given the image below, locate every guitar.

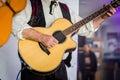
left=0, top=0, right=26, bottom=47
left=18, top=0, right=120, bottom=75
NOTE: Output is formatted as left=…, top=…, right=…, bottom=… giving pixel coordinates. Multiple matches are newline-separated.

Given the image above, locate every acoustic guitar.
left=19, top=0, right=120, bottom=75
left=0, top=0, right=26, bottom=47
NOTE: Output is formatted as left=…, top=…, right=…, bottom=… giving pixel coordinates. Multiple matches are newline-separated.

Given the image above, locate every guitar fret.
left=63, top=5, right=111, bottom=36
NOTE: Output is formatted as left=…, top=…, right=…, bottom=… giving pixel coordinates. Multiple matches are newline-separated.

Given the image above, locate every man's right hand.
left=38, top=33, right=58, bottom=48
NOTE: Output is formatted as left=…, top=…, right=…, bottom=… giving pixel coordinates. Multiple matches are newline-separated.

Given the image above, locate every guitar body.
left=19, top=18, right=76, bottom=74
left=0, top=0, right=26, bottom=47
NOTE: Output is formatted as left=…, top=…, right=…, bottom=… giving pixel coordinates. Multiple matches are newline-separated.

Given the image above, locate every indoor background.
left=0, top=0, right=120, bottom=80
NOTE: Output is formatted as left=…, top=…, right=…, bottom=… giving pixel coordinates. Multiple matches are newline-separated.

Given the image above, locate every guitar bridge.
left=39, top=42, right=50, bottom=55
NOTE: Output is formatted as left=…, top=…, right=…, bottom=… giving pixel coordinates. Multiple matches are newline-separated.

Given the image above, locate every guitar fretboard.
left=63, top=0, right=120, bottom=36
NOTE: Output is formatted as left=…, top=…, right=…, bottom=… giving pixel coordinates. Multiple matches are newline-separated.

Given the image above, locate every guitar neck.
left=63, top=0, right=120, bottom=36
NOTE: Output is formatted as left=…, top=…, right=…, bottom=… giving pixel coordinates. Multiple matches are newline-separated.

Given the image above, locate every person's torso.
left=28, top=0, right=64, bottom=27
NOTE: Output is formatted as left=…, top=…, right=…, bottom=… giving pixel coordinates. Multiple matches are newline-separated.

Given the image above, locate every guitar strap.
left=28, top=0, right=72, bottom=67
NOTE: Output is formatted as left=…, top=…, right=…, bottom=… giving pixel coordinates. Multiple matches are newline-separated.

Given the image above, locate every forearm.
left=93, top=5, right=116, bottom=30
left=22, top=28, right=42, bottom=42
left=93, top=17, right=104, bottom=30
left=22, top=28, right=58, bottom=48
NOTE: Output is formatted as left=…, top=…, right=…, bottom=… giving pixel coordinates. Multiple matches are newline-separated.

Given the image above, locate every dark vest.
left=28, top=0, right=71, bottom=27
left=28, top=0, right=72, bottom=67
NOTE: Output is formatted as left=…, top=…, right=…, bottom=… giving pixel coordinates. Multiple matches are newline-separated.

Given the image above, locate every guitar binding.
left=18, top=51, right=61, bottom=76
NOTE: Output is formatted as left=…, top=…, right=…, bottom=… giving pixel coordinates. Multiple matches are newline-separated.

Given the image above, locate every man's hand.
left=93, top=4, right=116, bottom=30
left=38, top=33, right=58, bottom=48
left=101, top=4, right=116, bottom=19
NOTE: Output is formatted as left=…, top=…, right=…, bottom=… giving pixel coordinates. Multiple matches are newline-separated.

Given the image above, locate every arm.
left=22, top=28, right=58, bottom=48
left=70, top=5, right=116, bottom=37
left=12, top=0, right=58, bottom=48
left=70, top=10, right=96, bottom=37
left=93, top=5, right=116, bottom=30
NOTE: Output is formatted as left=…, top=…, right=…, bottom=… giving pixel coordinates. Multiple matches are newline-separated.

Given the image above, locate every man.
left=79, top=44, right=97, bottom=80
left=12, top=0, right=116, bottom=80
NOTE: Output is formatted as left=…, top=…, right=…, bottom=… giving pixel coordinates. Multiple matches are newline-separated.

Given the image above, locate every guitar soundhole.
left=53, top=31, right=66, bottom=43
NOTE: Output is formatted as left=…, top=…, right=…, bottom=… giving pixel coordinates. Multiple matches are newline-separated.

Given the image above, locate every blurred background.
left=0, top=0, right=120, bottom=80
left=78, top=0, right=120, bottom=80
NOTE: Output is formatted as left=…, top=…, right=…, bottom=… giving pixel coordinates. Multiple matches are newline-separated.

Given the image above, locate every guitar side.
left=18, top=18, right=76, bottom=73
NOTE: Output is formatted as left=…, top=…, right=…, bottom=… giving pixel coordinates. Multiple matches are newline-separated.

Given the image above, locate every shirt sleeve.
left=12, top=0, right=32, bottom=40
left=69, top=9, right=99, bottom=38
